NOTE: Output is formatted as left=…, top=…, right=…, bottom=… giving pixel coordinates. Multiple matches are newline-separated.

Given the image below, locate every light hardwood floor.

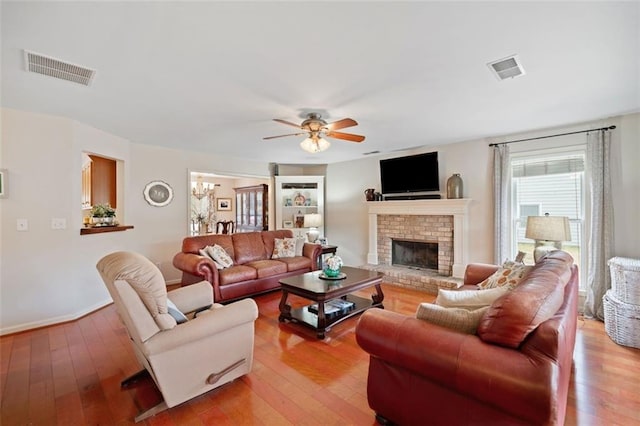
left=1, top=284, right=639, bottom=425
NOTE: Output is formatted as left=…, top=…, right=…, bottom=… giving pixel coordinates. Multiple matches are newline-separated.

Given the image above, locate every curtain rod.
left=489, top=125, right=616, bottom=147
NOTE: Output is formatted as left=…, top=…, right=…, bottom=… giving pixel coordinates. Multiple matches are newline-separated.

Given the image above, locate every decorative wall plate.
left=143, top=180, right=174, bottom=207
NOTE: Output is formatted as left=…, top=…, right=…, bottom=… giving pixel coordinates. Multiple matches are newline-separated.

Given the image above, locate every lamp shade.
left=525, top=215, right=571, bottom=242
left=303, top=213, right=322, bottom=228
left=300, top=137, right=330, bottom=153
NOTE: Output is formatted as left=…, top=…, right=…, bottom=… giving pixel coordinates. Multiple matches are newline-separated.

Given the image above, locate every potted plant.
left=90, top=203, right=116, bottom=225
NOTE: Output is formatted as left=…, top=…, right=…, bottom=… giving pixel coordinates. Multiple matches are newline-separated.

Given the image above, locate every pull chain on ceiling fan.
left=264, top=113, right=365, bottom=153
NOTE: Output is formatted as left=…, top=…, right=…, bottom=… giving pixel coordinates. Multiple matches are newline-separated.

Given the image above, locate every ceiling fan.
left=263, top=113, right=365, bottom=153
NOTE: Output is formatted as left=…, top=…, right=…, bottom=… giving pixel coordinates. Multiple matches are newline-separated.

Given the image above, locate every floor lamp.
left=525, top=214, right=572, bottom=263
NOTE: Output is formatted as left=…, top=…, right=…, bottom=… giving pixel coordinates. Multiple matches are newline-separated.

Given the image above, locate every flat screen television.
left=380, top=151, right=440, bottom=194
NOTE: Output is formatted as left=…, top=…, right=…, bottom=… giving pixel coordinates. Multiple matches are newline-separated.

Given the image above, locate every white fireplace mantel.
left=367, top=199, right=472, bottom=278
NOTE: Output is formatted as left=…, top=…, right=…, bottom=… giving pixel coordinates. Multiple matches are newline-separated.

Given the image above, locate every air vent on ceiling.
left=487, top=54, right=525, bottom=81
left=23, top=50, right=96, bottom=86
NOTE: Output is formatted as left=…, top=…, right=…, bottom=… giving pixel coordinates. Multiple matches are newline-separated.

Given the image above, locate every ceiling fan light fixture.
left=300, top=136, right=330, bottom=153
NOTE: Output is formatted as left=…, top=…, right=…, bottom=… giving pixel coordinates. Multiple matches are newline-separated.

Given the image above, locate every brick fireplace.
left=378, top=215, right=453, bottom=275
left=367, top=199, right=472, bottom=279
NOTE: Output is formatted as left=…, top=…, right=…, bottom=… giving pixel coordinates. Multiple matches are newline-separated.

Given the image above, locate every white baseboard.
left=0, top=298, right=113, bottom=336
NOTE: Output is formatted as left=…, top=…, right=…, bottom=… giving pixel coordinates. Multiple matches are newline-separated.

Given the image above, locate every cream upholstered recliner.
left=96, top=251, right=259, bottom=422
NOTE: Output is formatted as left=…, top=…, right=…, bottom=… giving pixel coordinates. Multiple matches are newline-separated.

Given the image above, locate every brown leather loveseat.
left=356, top=251, right=578, bottom=425
left=173, top=230, right=322, bottom=303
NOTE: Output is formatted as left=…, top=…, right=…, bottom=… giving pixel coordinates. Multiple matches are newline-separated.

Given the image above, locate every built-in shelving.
left=275, top=176, right=324, bottom=240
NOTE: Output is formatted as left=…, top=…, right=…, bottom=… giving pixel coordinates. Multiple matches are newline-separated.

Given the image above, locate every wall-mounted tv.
left=380, top=151, right=440, bottom=194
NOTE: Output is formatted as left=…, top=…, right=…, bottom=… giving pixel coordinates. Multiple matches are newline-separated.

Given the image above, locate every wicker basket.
left=608, top=257, right=640, bottom=305
left=603, top=290, right=640, bottom=349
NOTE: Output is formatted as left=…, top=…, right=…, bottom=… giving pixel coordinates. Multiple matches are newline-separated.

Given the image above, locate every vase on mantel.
left=446, top=174, right=463, bottom=199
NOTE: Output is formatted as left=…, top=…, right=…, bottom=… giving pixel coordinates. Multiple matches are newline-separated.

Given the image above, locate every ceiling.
left=2, top=1, right=638, bottom=165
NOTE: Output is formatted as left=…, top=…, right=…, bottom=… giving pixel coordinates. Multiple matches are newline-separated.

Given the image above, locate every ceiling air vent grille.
left=23, top=50, right=96, bottom=86
left=487, top=54, right=525, bottom=81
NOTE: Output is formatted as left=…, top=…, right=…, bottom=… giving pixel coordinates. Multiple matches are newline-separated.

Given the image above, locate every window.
left=518, top=204, right=540, bottom=228
left=510, top=150, right=585, bottom=287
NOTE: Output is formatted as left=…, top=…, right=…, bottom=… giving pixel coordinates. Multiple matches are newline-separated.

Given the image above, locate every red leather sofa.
left=356, top=251, right=578, bottom=426
left=173, top=230, right=322, bottom=303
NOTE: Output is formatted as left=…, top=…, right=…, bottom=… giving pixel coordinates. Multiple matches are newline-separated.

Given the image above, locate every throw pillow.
left=166, top=297, right=188, bottom=324
left=206, top=244, right=233, bottom=268
left=295, top=238, right=305, bottom=257
left=435, top=286, right=510, bottom=310
left=199, top=248, right=224, bottom=269
left=272, top=238, right=296, bottom=259
left=477, top=260, right=532, bottom=290
left=416, top=304, right=489, bottom=334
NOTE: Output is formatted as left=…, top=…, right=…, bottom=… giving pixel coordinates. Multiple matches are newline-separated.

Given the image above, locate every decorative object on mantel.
left=144, top=180, right=174, bottom=207
left=90, top=203, right=117, bottom=226
left=446, top=173, right=463, bottom=199
left=322, top=255, right=344, bottom=278
left=364, top=188, right=375, bottom=201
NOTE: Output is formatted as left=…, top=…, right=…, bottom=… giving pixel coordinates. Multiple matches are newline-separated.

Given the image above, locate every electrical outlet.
left=51, top=218, right=67, bottom=230
left=17, top=219, right=28, bottom=231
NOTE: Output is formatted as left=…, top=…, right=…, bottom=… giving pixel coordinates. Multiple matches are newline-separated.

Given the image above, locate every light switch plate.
left=51, top=218, right=66, bottom=229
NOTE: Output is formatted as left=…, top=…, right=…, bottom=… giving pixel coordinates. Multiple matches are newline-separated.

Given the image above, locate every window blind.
left=512, top=155, right=584, bottom=178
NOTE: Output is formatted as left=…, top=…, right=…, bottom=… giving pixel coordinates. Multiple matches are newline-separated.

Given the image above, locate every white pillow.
left=295, top=238, right=305, bottom=257
left=477, top=260, right=532, bottom=290
left=435, top=286, right=510, bottom=310
left=166, top=297, right=188, bottom=324
left=199, top=248, right=224, bottom=269
left=272, top=238, right=296, bottom=259
left=206, top=244, right=233, bottom=268
left=416, top=304, right=489, bottom=334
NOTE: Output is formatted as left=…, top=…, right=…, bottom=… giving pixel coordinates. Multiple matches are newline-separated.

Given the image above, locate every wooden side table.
left=319, top=245, right=338, bottom=268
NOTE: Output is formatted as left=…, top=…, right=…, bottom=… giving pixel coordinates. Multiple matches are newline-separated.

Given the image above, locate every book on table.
left=308, top=299, right=355, bottom=317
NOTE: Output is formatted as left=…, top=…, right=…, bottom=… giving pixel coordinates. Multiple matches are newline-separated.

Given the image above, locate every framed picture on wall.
left=217, top=198, right=232, bottom=211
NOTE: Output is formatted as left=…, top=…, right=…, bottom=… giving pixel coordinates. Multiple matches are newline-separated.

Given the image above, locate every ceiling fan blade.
left=325, top=118, right=358, bottom=131
left=263, top=132, right=307, bottom=140
left=325, top=131, right=365, bottom=143
left=273, top=118, right=302, bottom=129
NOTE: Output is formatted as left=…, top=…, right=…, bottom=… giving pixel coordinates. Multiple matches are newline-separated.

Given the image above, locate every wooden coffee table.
left=278, top=266, right=385, bottom=339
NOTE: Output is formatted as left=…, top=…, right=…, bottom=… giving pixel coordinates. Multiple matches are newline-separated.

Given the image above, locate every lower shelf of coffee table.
left=285, top=294, right=383, bottom=335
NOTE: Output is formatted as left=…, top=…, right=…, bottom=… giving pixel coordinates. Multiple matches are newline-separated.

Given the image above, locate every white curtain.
left=584, top=130, right=614, bottom=320
left=493, top=144, right=511, bottom=264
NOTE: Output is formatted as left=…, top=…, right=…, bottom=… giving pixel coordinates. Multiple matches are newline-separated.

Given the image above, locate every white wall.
left=0, top=108, right=271, bottom=334
left=1, top=108, right=638, bottom=334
